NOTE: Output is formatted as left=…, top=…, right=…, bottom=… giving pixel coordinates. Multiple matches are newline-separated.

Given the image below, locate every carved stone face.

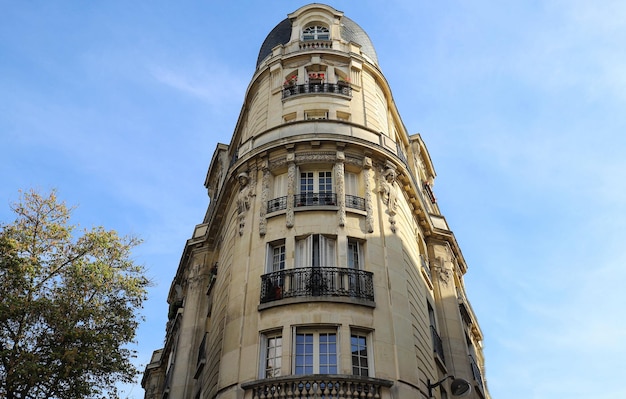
left=384, top=170, right=396, bottom=182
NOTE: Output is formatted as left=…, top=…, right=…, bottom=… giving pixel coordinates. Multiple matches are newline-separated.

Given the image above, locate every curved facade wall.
left=142, top=4, right=491, bottom=399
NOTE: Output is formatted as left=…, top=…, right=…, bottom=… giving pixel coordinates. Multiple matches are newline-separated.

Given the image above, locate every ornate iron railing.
left=242, top=374, right=393, bottom=399
left=345, top=195, right=365, bottom=211
left=268, top=196, right=288, bottom=213
left=282, top=83, right=352, bottom=99
left=430, top=325, right=445, bottom=364
left=295, top=192, right=337, bottom=207
left=267, top=194, right=366, bottom=213
left=261, top=267, right=374, bottom=303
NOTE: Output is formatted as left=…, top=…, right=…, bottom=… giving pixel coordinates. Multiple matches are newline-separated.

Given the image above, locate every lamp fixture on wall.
left=427, top=375, right=471, bottom=398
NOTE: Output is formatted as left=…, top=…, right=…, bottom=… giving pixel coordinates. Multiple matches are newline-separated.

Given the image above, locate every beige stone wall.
left=145, top=4, right=490, bottom=399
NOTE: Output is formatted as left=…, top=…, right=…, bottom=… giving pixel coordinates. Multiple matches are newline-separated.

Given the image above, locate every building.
left=142, top=4, right=490, bottom=399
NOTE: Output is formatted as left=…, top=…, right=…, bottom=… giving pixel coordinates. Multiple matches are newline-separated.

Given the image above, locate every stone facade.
left=142, top=4, right=490, bottom=399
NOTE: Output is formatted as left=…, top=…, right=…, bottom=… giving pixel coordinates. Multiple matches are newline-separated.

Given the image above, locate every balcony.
left=295, top=192, right=337, bottom=207
left=242, top=374, right=393, bottom=399
left=260, top=267, right=374, bottom=304
left=469, top=355, right=485, bottom=391
left=267, top=194, right=365, bottom=213
left=430, top=325, right=446, bottom=365
left=282, top=83, right=352, bottom=100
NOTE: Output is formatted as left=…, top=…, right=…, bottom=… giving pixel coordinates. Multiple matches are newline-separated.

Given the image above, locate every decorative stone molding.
left=296, top=151, right=336, bottom=164
left=378, top=166, right=398, bottom=233
left=259, top=165, right=270, bottom=236
left=435, top=257, right=453, bottom=286
left=236, top=171, right=254, bottom=236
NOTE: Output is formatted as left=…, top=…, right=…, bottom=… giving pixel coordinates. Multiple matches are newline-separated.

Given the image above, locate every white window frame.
left=299, top=170, right=333, bottom=194
left=293, top=327, right=338, bottom=375
left=347, top=238, right=364, bottom=270
left=350, top=330, right=373, bottom=377
left=260, top=331, right=283, bottom=378
left=302, top=25, right=330, bottom=41
left=266, top=240, right=286, bottom=273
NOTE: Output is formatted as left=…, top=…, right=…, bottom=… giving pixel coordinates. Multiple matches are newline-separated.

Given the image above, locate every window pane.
left=265, top=336, right=282, bottom=377
left=272, top=244, right=285, bottom=271
left=300, top=172, right=314, bottom=193
left=295, top=333, right=314, bottom=375
left=351, top=334, right=369, bottom=376
left=318, top=171, right=333, bottom=193
left=348, top=240, right=360, bottom=269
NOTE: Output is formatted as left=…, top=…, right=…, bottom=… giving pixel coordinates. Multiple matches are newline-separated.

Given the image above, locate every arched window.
left=302, top=25, right=330, bottom=41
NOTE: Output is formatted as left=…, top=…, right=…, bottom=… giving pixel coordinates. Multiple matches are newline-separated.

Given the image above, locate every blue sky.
left=2, top=1, right=625, bottom=398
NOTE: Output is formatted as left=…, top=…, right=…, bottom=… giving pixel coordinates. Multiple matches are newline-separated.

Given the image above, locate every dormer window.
left=302, top=25, right=330, bottom=41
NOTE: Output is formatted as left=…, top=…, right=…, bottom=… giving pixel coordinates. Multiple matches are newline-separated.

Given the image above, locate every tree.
left=0, top=189, right=150, bottom=399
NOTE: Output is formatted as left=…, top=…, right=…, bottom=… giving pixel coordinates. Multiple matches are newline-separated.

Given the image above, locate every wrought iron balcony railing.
left=261, top=267, right=374, bottom=303
left=345, top=195, right=365, bottom=211
left=242, top=374, right=393, bottom=399
left=295, top=192, right=337, bottom=207
left=268, top=196, right=289, bottom=213
left=430, top=325, right=446, bottom=365
left=282, top=83, right=352, bottom=99
left=267, top=194, right=365, bottom=213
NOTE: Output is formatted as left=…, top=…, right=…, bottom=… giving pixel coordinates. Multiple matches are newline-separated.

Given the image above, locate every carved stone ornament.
left=237, top=171, right=255, bottom=236
left=378, top=167, right=399, bottom=232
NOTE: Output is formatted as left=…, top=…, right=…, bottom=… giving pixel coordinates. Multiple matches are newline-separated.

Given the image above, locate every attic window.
left=302, top=25, right=330, bottom=41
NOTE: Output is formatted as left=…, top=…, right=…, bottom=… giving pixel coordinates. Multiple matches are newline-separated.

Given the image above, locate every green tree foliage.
left=0, top=190, right=150, bottom=399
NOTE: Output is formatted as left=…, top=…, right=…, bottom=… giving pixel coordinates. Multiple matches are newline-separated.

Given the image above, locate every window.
left=267, top=241, right=286, bottom=273
left=264, top=241, right=286, bottom=301
left=294, top=329, right=337, bottom=374
left=350, top=332, right=370, bottom=376
left=429, top=302, right=445, bottom=363
left=268, top=173, right=288, bottom=213
left=262, top=333, right=282, bottom=378
left=347, top=239, right=363, bottom=269
left=297, top=170, right=334, bottom=206
left=345, top=172, right=365, bottom=210
left=296, top=234, right=336, bottom=268
left=336, top=111, right=351, bottom=121
left=304, top=110, right=328, bottom=120
left=295, top=235, right=336, bottom=295
left=302, top=25, right=330, bottom=41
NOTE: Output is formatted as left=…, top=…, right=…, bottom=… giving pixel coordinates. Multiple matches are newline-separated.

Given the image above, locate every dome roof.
left=256, top=14, right=379, bottom=68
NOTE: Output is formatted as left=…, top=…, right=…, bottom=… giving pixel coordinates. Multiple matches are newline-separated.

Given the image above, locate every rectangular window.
left=296, top=234, right=336, bottom=268
left=262, top=333, right=282, bottom=378
left=345, top=172, right=359, bottom=196
left=297, top=171, right=334, bottom=206
left=267, top=241, right=286, bottom=273
left=264, top=241, right=286, bottom=301
left=273, top=173, right=287, bottom=198
left=351, top=333, right=369, bottom=376
left=304, top=110, right=328, bottom=120
left=294, top=329, right=337, bottom=374
left=347, top=239, right=363, bottom=269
